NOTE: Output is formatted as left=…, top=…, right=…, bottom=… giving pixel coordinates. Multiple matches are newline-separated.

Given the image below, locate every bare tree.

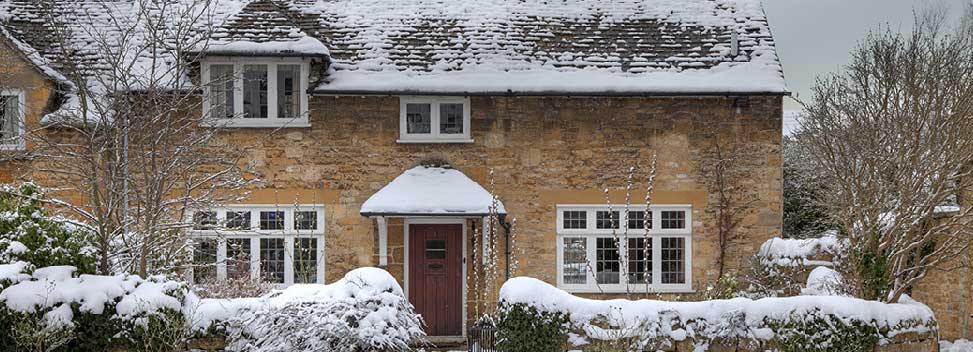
left=800, top=5, right=973, bottom=302
left=11, top=0, right=259, bottom=275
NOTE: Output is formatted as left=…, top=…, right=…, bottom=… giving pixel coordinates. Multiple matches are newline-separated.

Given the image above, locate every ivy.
left=496, top=303, right=568, bottom=352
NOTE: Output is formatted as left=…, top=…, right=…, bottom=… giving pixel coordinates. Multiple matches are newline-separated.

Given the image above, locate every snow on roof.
left=2, top=0, right=786, bottom=98
left=360, top=166, right=506, bottom=216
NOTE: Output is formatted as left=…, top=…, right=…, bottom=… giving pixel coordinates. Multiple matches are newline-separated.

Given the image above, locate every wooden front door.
left=409, top=223, right=463, bottom=336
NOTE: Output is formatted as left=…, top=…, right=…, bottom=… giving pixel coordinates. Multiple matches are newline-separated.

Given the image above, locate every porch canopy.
left=361, top=166, right=505, bottom=267
left=360, top=166, right=506, bottom=217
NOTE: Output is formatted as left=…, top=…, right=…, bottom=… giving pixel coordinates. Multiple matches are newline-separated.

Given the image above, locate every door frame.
left=404, top=217, right=468, bottom=338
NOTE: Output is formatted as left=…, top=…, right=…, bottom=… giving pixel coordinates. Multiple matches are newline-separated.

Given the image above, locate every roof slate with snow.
left=0, top=0, right=786, bottom=95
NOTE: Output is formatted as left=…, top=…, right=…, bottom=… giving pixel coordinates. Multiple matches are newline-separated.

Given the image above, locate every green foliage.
left=782, top=134, right=835, bottom=239
left=496, top=303, right=568, bottom=352
left=769, top=309, right=878, bottom=352
left=854, top=244, right=890, bottom=301
left=0, top=183, right=97, bottom=273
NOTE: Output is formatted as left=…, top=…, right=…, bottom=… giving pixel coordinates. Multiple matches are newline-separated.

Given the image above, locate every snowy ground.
left=942, top=339, right=973, bottom=352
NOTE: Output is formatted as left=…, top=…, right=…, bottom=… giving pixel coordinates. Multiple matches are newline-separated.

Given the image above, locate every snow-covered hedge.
left=498, top=277, right=936, bottom=351
left=0, top=262, right=189, bottom=351
left=189, top=267, right=425, bottom=352
left=0, top=183, right=98, bottom=273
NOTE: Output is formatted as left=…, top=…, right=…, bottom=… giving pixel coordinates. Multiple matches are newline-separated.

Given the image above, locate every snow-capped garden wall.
left=497, top=277, right=937, bottom=352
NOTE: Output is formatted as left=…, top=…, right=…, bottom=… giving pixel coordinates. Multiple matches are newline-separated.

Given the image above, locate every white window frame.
left=555, top=204, right=693, bottom=293
left=188, top=204, right=325, bottom=286
left=0, top=89, right=26, bottom=150
left=397, top=96, right=472, bottom=143
left=201, top=58, right=310, bottom=128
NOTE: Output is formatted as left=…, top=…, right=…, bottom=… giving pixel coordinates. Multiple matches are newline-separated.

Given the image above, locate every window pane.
left=193, top=211, right=217, bottom=230
left=293, top=238, right=317, bottom=284
left=260, top=238, right=285, bottom=283
left=1, top=96, right=19, bottom=140
left=192, top=239, right=218, bottom=283
left=294, top=211, right=317, bottom=230
left=595, top=238, right=620, bottom=284
left=596, top=211, right=620, bottom=229
left=562, top=237, right=587, bottom=284
left=661, top=237, right=686, bottom=284
left=209, top=65, right=235, bottom=119
left=661, top=211, right=686, bottom=229
left=627, top=211, right=649, bottom=230
left=439, top=103, right=464, bottom=134
left=627, top=237, right=651, bottom=284
left=226, top=238, right=251, bottom=280
left=425, top=239, right=446, bottom=259
left=243, top=64, right=268, bottom=118
left=277, top=64, right=300, bottom=119
left=563, top=211, right=586, bottom=229
left=259, top=211, right=284, bottom=230
left=406, top=103, right=431, bottom=134
left=226, top=211, right=251, bottom=230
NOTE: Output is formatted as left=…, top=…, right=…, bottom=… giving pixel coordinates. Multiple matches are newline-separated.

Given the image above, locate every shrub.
left=496, top=302, right=568, bottom=352
left=0, top=183, right=97, bottom=273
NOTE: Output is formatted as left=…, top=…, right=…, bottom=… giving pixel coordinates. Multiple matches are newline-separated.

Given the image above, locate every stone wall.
left=211, top=94, right=784, bottom=290
left=0, top=37, right=54, bottom=182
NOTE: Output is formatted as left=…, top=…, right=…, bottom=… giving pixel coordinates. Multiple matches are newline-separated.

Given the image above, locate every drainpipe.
left=499, top=214, right=512, bottom=279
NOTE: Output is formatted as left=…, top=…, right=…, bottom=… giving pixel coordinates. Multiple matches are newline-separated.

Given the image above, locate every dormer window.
left=202, top=59, right=309, bottom=127
left=398, top=96, right=472, bottom=143
left=0, top=90, right=25, bottom=150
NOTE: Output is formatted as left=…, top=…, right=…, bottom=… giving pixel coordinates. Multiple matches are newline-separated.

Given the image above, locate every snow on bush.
left=191, top=267, right=425, bottom=352
left=498, top=277, right=935, bottom=351
left=801, top=266, right=847, bottom=296
left=0, top=264, right=189, bottom=350
left=0, top=183, right=98, bottom=273
left=757, top=232, right=847, bottom=267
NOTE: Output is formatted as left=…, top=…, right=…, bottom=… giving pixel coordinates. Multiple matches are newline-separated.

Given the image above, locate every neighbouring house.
left=0, top=0, right=795, bottom=340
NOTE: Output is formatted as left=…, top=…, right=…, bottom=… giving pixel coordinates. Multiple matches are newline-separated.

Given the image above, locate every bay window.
left=202, top=59, right=309, bottom=127
left=556, top=205, right=692, bottom=293
left=189, top=205, right=325, bottom=285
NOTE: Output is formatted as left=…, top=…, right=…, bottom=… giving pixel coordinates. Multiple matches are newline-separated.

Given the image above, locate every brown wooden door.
left=409, top=224, right=463, bottom=336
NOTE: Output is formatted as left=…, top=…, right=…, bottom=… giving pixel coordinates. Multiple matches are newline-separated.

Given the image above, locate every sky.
left=762, top=0, right=969, bottom=134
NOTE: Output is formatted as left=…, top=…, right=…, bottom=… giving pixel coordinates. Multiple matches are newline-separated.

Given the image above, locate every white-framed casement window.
left=555, top=204, right=693, bottom=293
left=398, top=96, right=472, bottom=143
left=0, top=89, right=26, bottom=150
left=201, top=58, right=310, bottom=128
left=189, top=205, right=325, bottom=285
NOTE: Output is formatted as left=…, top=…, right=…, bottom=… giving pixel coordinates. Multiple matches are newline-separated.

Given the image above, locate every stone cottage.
left=0, top=0, right=796, bottom=340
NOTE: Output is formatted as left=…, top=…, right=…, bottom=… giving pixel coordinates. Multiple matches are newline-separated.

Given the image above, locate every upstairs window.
left=202, top=59, right=309, bottom=127
left=0, top=90, right=25, bottom=150
left=398, top=97, right=471, bottom=143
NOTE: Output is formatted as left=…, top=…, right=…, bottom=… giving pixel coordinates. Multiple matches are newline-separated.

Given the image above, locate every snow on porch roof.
left=360, top=166, right=506, bottom=217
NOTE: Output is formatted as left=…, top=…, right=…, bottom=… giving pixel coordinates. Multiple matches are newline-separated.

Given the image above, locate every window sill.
left=204, top=119, right=311, bottom=128
left=559, top=287, right=695, bottom=294
left=0, top=144, right=26, bottom=151
left=396, top=138, right=475, bottom=144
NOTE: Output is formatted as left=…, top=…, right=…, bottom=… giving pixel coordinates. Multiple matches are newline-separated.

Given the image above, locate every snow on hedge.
left=757, top=232, right=847, bottom=267
left=500, top=277, right=935, bottom=346
left=0, top=265, right=186, bottom=329
left=190, top=267, right=424, bottom=352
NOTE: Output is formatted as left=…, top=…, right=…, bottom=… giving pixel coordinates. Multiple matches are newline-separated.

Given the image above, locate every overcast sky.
left=762, top=0, right=969, bottom=133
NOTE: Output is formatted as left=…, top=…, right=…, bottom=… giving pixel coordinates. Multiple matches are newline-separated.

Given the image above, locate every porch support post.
left=481, top=216, right=490, bottom=265
left=377, top=216, right=388, bottom=266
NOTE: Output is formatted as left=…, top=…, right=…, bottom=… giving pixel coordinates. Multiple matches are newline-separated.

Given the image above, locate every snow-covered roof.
left=360, top=166, right=506, bottom=216
left=1, top=0, right=786, bottom=98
